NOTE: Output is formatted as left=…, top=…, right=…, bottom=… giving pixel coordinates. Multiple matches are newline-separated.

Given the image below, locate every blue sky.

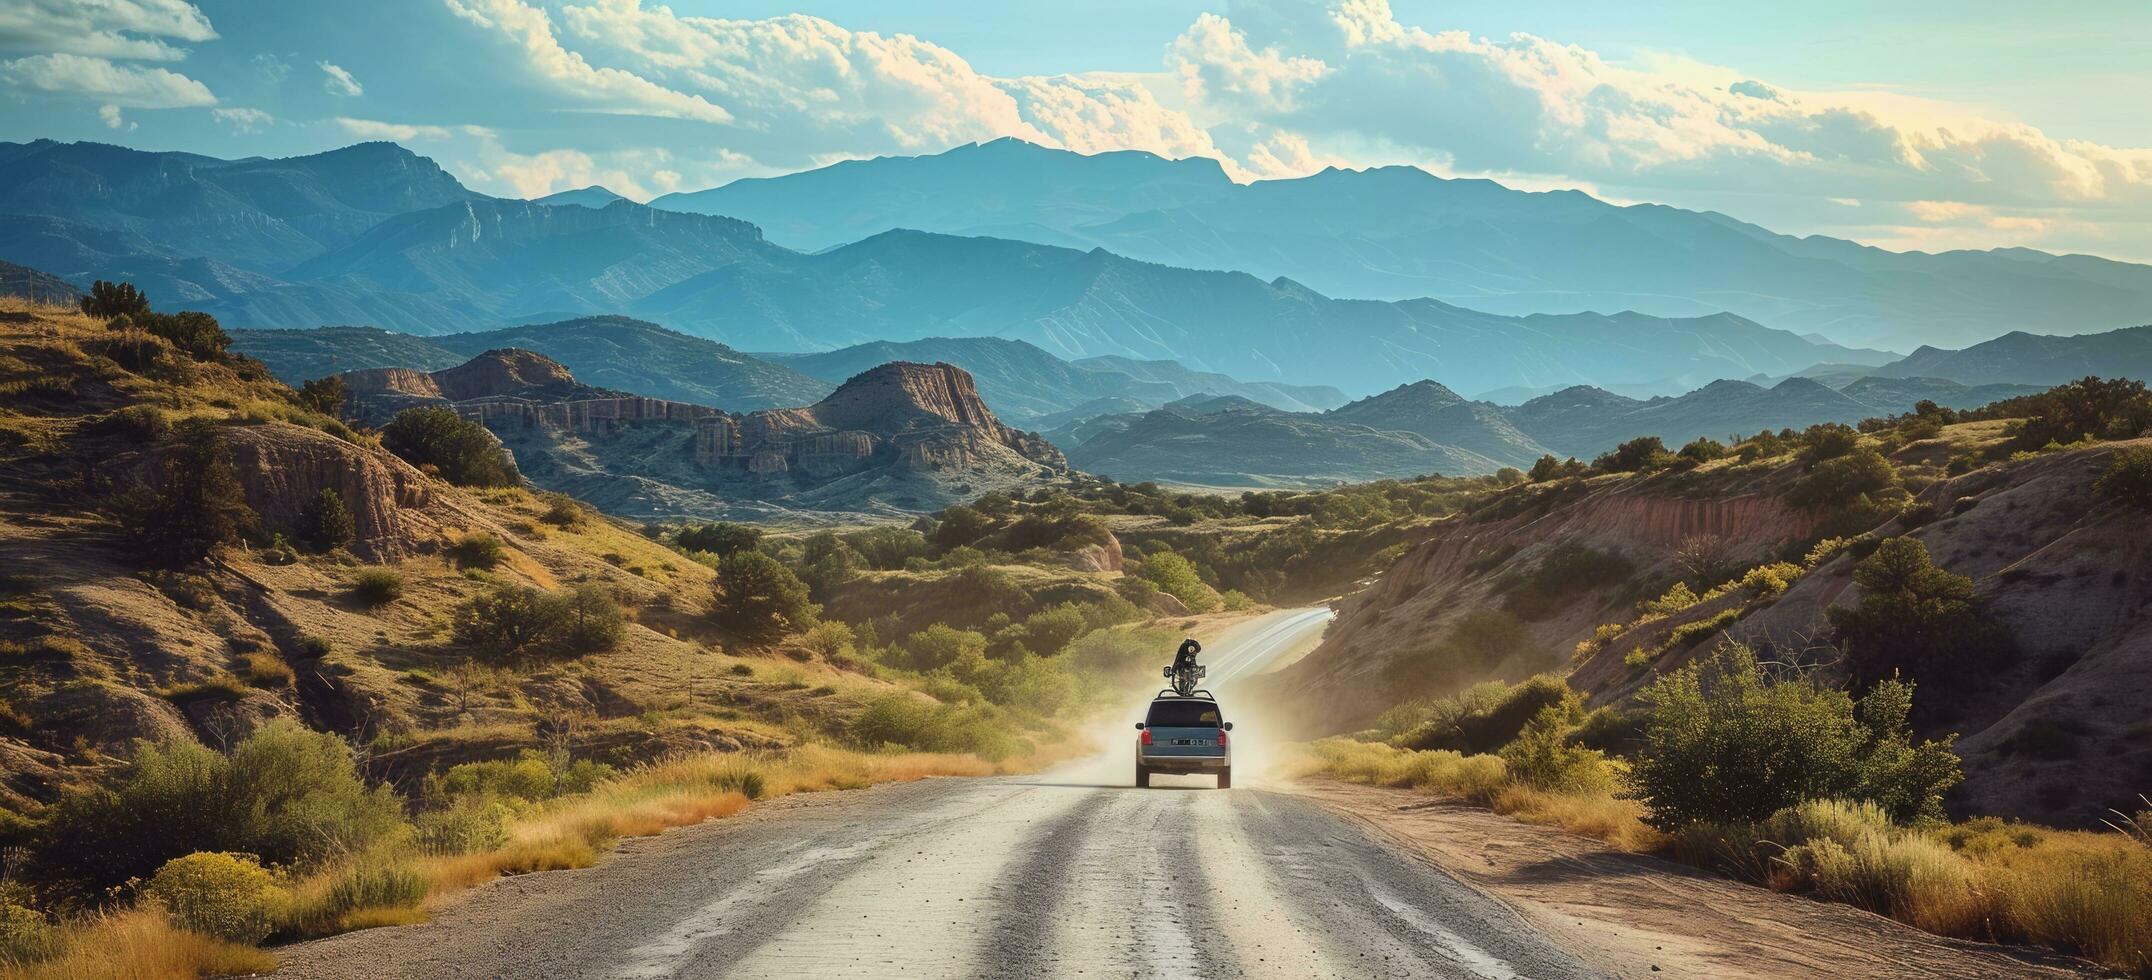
left=4, top=0, right=2149, bottom=261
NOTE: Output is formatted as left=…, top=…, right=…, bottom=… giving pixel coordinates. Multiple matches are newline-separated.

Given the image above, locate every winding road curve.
left=278, top=608, right=1602, bottom=979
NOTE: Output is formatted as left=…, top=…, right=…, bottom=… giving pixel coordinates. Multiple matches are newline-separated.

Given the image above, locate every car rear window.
left=1147, top=700, right=1222, bottom=727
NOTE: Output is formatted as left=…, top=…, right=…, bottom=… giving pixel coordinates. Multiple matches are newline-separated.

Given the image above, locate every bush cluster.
left=452, top=583, right=625, bottom=664
left=381, top=407, right=518, bottom=487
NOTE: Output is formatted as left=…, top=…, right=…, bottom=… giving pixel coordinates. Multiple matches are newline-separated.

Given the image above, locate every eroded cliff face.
left=347, top=353, right=1066, bottom=520
left=1269, top=469, right=1821, bottom=734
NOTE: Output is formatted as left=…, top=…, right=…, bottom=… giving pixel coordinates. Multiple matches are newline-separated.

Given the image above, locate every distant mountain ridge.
left=231, top=316, right=831, bottom=411
left=0, top=139, right=1886, bottom=399
left=1871, top=324, right=2152, bottom=387
left=1065, top=373, right=2043, bottom=487
left=647, top=138, right=2152, bottom=351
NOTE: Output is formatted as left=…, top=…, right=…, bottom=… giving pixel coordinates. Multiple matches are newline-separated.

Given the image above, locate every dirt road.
left=274, top=609, right=2090, bottom=979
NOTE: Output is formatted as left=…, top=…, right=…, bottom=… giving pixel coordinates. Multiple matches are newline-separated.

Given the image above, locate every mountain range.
left=650, top=137, right=2152, bottom=352
left=0, top=139, right=1886, bottom=398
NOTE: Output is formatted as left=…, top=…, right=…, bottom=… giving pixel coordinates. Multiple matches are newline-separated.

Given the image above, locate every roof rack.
left=1153, top=689, right=1217, bottom=701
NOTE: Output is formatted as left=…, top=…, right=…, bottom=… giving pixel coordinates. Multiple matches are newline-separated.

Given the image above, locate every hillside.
left=0, top=259, right=80, bottom=305
left=0, top=300, right=890, bottom=811
left=1875, top=324, right=2152, bottom=387
left=339, top=351, right=1063, bottom=521
left=649, top=138, right=2152, bottom=351
left=1267, top=403, right=2152, bottom=829
left=233, top=317, right=832, bottom=412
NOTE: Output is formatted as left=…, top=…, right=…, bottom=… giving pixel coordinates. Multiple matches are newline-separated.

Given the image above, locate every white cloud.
left=443, top=0, right=732, bottom=123
left=0, top=52, right=214, bottom=107
left=319, top=61, right=364, bottom=96
left=0, top=0, right=215, bottom=62
left=212, top=106, right=273, bottom=133
left=1165, top=0, right=2152, bottom=217
left=336, top=117, right=456, bottom=141
left=99, top=104, right=127, bottom=129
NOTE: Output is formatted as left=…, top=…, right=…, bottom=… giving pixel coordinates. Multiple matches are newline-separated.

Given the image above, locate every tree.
left=300, top=487, right=356, bottom=553
left=1678, top=437, right=1727, bottom=466
left=297, top=375, right=347, bottom=418
left=452, top=584, right=570, bottom=663
left=675, top=521, right=760, bottom=557
left=1786, top=447, right=1898, bottom=509
left=1798, top=423, right=1862, bottom=464
left=107, top=420, right=258, bottom=566
left=381, top=407, right=518, bottom=487
left=558, top=584, right=626, bottom=655
left=1629, top=645, right=1962, bottom=828
left=795, top=531, right=861, bottom=600
left=1594, top=436, right=1675, bottom=473
left=138, top=310, right=231, bottom=361
left=929, top=505, right=994, bottom=552
left=1130, top=550, right=1221, bottom=613
left=709, top=550, right=817, bottom=642
left=80, top=279, right=150, bottom=320
left=1826, top=536, right=2012, bottom=685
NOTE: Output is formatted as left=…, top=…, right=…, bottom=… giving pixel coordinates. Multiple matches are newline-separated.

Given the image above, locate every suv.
left=1134, top=694, right=1232, bottom=789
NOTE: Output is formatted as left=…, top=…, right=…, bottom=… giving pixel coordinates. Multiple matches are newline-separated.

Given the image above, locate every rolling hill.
left=1871, top=324, right=2152, bottom=387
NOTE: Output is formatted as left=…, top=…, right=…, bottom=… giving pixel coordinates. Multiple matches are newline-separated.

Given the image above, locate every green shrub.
left=2096, top=448, right=2152, bottom=509
left=558, top=584, right=626, bottom=655
left=145, top=852, right=285, bottom=943
left=80, top=279, right=150, bottom=320
left=1629, top=645, right=1962, bottom=829
left=1639, top=582, right=1699, bottom=616
left=350, top=568, right=404, bottom=606
left=300, top=487, right=356, bottom=553
left=1594, top=436, right=1676, bottom=473
left=1498, top=705, right=1614, bottom=792
left=1787, top=447, right=1898, bottom=509
left=413, top=798, right=515, bottom=855
left=894, top=624, right=989, bottom=672
left=675, top=521, right=761, bottom=557
left=1397, top=675, right=1575, bottom=754
left=453, top=584, right=571, bottom=663
left=37, top=721, right=404, bottom=892
left=709, top=550, right=818, bottom=643
left=841, top=526, right=929, bottom=569
left=706, top=764, right=767, bottom=801
left=850, top=695, right=1019, bottom=761
left=1128, top=550, right=1222, bottom=613
left=302, top=862, right=429, bottom=931
left=95, top=404, right=172, bottom=442
left=1678, top=437, right=1727, bottom=466
left=539, top=493, right=587, bottom=528
left=1528, top=454, right=1589, bottom=481
left=1977, top=376, right=2152, bottom=447
left=296, top=375, right=347, bottom=418
left=381, top=407, right=518, bottom=487
left=0, top=903, right=57, bottom=967
left=1799, top=423, right=1863, bottom=464
left=447, top=531, right=506, bottom=570
left=1826, top=536, right=2013, bottom=685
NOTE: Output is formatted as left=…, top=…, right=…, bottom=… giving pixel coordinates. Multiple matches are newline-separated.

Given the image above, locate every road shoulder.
left=1283, top=779, right=2098, bottom=980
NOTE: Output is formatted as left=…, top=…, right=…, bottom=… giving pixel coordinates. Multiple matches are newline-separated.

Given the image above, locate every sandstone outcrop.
left=342, top=352, right=1065, bottom=519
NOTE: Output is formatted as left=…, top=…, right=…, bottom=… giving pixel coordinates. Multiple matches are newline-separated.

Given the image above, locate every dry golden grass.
left=0, top=909, right=277, bottom=980
left=1296, top=739, right=2152, bottom=974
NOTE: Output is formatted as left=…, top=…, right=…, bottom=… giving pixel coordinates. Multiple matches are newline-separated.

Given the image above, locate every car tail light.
left=1217, top=731, right=1229, bottom=747
left=1140, top=730, right=1152, bottom=745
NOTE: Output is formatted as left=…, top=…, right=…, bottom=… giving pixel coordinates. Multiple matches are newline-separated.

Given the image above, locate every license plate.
left=1174, top=739, right=1196, bottom=745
